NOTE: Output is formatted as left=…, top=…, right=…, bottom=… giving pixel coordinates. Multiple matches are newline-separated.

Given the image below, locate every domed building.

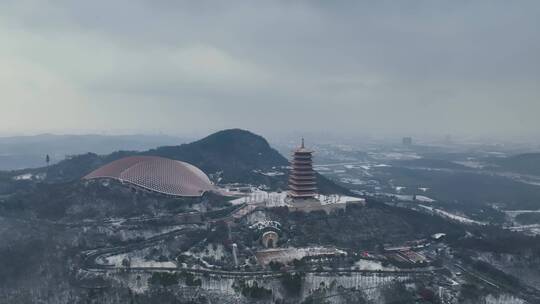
left=84, top=156, right=216, bottom=197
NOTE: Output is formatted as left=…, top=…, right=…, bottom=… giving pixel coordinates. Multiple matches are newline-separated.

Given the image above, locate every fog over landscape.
left=1, top=1, right=539, bottom=140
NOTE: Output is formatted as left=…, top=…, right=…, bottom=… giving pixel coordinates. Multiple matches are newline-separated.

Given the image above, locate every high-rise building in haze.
left=402, top=137, right=413, bottom=146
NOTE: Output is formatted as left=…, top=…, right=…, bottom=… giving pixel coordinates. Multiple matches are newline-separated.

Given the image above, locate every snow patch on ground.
left=100, top=253, right=176, bottom=268
left=314, top=166, right=331, bottom=171
left=253, top=170, right=285, bottom=176
left=414, top=195, right=435, bottom=203
left=354, top=259, right=397, bottom=271
left=339, top=178, right=364, bottom=185
left=244, top=210, right=269, bottom=225
left=484, top=294, right=526, bottom=304
left=504, top=209, right=540, bottom=219
left=395, top=186, right=406, bottom=193
left=393, top=194, right=435, bottom=203
left=13, top=173, right=33, bottom=180
left=319, top=194, right=365, bottom=205
left=188, top=243, right=227, bottom=261
left=476, top=252, right=540, bottom=290
left=454, top=160, right=485, bottom=169
left=508, top=224, right=540, bottom=235
left=419, top=205, right=485, bottom=225
left=229, top=190, right=288, bottom=206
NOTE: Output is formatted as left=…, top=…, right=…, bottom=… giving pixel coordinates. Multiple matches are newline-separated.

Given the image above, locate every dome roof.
left=84, top=156, right=215, bottom=197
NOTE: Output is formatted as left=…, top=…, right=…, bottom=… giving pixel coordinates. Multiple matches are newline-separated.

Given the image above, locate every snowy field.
left=256, top=246, right=346, bottom=265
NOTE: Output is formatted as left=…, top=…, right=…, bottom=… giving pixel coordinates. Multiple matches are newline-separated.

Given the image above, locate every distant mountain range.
left=0, top=134, right=187, bottom=170
left=36, top=129, right=349, bottom=195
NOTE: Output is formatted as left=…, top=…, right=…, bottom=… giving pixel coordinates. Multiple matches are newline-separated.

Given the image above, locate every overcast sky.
left=1, top=1, right=538, bottom=140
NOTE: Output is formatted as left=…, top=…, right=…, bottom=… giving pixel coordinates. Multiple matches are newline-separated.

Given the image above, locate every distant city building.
left=288, top=138, right=317, bottom=199
left=444, top=134, right=452, bottom=144
left=402, top=137, right=413, bottom=146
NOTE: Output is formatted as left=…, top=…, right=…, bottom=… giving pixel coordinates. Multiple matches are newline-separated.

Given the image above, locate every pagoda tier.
left=289, top=181, right=316, bottom=186
left=288, top=138, right=317, bottom=199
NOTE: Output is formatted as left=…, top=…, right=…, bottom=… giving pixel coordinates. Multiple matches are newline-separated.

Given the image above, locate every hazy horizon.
left=1, top=1, right=539, bottom=140
left=0, top=130, right=538, bottom=148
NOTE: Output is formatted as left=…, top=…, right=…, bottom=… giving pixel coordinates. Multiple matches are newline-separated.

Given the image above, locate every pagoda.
left=288, top=138, right=317, bottom=199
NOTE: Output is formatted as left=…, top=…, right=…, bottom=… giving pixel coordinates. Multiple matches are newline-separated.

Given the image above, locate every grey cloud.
left=0, top=0, right=538, bottom=139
